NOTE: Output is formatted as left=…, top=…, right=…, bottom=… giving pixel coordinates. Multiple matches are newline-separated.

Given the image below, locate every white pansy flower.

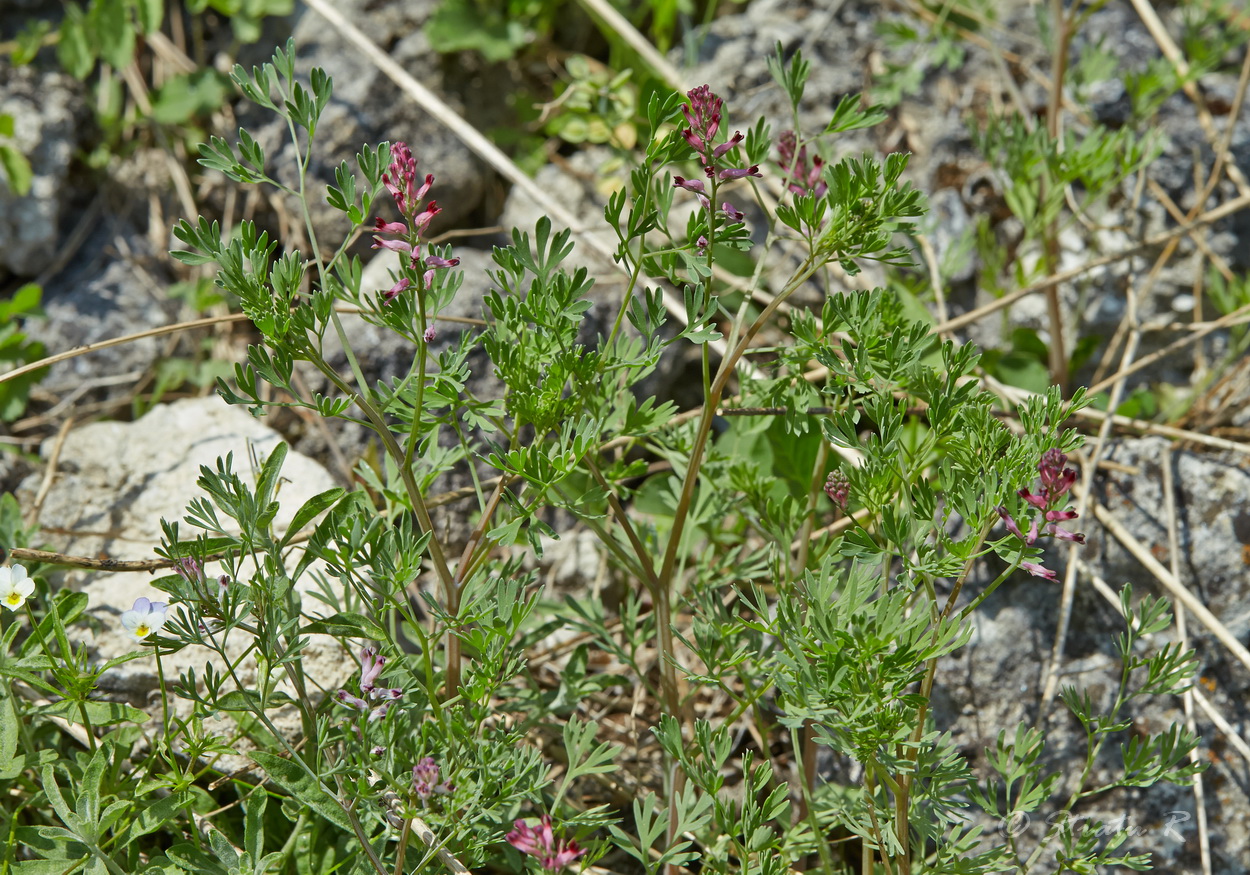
left=120, top=597, right=169, bottom=641
left=0, top=564, right=34, bottom=612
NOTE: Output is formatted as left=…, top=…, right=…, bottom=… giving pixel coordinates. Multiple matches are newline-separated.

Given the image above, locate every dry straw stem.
left=26, top=416, right=73, bottom=528
left=1131, top=0, right=1250, bottom=198
left=1193, top=686, right=1250, bottom=767
left=938, top=190, right=1250, bottom=334
left=1162, top=450, right=1214, bottom=875
left=574, top=0, right=688, bottom=92
left=0, top=308, right=484, bottom=391
left=1091, top=499, right=1250, bottom=677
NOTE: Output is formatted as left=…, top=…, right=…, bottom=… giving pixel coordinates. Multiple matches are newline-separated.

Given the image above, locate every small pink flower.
left=174, top=557, right=204, bottom=585
left=412, top=202, right=441, bottom=236
left=424, top=255, right=459, bottom=270
left=711, top=131, right=743, bottom=160
left=995, top=506, right=1034, bottom=545
left=372, top=236, right=415, bottom=255
left=373, top=218, right=408, bottom=235
left=383, top=277, right=412, bottom=302
left=673, top=176, right=706, bottom=195
left=423, top=325, right=437, bottom=343
left=1021, top=561, right=1057, bottom=581
left=359, top=645, right=385, bottom=691
left=1047, top=524, right=1085, bottom=544
left=507, top=815, right=586, bottom=871
left=717, top=165, right=761, bottom=180
left=721, top=201, right=744, bottom=222
left=335, top=689, right=369, bottom=711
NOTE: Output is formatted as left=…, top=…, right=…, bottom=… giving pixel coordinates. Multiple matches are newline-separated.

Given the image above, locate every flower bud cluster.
left=672, top=85, right=759, bottom=224
left=411, top=756, right=454, bottom=801
left=372, top=142, right=460, bottom=317
left=996, top=448, right=1086, bottom=580
left=335, top=644, right=402, bottom=722
left=777, top=130, right=827, bottom=197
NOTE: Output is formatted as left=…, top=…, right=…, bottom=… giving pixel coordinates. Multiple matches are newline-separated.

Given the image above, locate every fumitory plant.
left=0, top=37, right=1203, bottom=875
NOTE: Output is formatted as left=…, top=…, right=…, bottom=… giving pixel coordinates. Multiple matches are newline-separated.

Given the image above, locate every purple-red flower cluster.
left=996, top=448, right=1086, bottom=580
left=777, top=130, right=827, bottom=198
left=372, top=142, right=460, bottom=305
left=673, top=85, right=759, bottom=223
left=335, top=644, right=402, bottom=722
left=412, top=756, right=454, bottom=801
left=823, top=470, right=850, bottom=509
left=507, top=815, right=586, bottom=871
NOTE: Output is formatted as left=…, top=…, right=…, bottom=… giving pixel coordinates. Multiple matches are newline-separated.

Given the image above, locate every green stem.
left=306, top=356, right=461, bottom=693
left=791, top=725, right=836, bottom=874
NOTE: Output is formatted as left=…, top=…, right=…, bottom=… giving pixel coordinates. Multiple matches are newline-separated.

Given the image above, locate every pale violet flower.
left=120, top=597, right=169, bottom=641
left=0, top=564, right=34, bottom=612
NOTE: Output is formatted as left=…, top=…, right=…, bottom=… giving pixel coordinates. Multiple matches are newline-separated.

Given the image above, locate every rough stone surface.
left=924, top=435, right=1250, bottom=873
left=17, top=397, right=350, bottom=760
left=0, top=62, right=85, bottom=277
left=20, top=222, right=177, bottom=405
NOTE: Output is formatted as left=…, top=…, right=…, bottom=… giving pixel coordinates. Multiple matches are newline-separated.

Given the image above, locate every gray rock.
left=20, top=223, right=176, bottom=405
left=17, top=397, right=349, bottom=762
left=0, top=62, right=85, bottom=276
left=1089, top=437, right=1250, bottom=649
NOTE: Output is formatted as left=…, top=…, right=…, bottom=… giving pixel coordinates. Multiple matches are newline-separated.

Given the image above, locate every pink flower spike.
left=507, top=815, right=586, bottom=871
left=507, top=816, right=551, bottom=856
left=385, top=142, right=420, bottom=216
left=383, top=277, right=412, bottom=302
left=1021, top=561, right=1057, bottom=581
left=824, top=470, right=850, bottom=508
